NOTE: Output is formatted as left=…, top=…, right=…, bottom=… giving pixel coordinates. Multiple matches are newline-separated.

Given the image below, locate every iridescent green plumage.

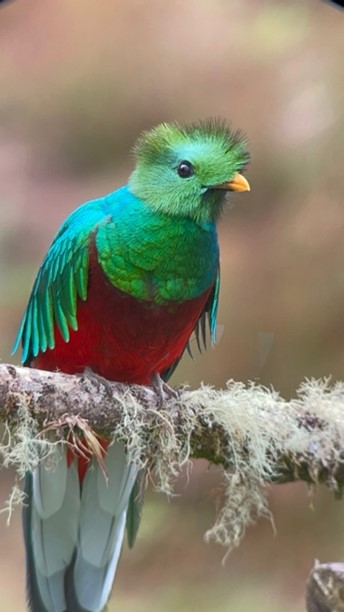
left=15, top=119, right=250, bottom=612
left=14, top=188, right=221, bottom=363
left=14, top=119, right=249, bottom=365
left=130, top=119, right=250, bottom=223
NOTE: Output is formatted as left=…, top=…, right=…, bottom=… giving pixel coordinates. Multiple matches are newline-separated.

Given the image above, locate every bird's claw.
left=151, top=373, right=179, bottom=408
left=82, top=367, right=114, bottom=399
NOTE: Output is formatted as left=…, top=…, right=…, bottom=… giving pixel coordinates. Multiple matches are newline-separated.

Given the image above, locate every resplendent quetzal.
left=13, top=120, right=250, bottom=612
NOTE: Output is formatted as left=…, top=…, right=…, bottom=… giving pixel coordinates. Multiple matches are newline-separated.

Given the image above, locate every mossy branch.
left=1, top=363, right=344, bottom=488
left=306, top=561, right=344, bottom=612
left=1, top=363, right=344, bottom=610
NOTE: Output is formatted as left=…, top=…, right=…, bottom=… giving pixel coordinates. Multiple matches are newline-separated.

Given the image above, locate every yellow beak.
left=211, top=173, right=250, bottom=192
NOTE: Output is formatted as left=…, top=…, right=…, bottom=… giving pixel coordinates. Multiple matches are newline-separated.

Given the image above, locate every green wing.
left=13, top=199, right=107, bottom=363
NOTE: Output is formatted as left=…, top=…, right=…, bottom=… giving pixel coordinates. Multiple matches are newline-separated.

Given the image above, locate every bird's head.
left=128, top=119, right=250, bottom=225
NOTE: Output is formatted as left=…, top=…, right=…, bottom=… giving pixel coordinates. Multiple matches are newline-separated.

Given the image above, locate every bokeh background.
left=0, top=0, right=344, bottom=610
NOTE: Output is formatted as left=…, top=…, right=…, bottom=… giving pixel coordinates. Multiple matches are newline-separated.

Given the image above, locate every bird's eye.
left=177, top=160, right=194, bottom=178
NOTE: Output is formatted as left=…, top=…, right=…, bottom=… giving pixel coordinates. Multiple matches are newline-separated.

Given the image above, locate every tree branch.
left=306, top=562, right=344, bottom=612
left=2, top=362, right=344, bottom=609
left=1, top=363, right=344, bottom=489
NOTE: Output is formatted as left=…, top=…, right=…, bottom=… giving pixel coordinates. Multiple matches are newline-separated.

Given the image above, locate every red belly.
left=32, top=255, right=213, bottom=384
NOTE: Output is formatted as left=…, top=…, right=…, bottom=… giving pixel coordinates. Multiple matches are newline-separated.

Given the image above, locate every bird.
left=13, top=119, right=250, bottom=612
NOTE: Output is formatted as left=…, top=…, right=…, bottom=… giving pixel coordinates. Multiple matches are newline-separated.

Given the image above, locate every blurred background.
left=0, top=0, right=344, bottom=610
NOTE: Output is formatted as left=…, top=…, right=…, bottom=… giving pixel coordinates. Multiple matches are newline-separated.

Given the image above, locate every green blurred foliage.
left=0, top=0, right=344, bottom=610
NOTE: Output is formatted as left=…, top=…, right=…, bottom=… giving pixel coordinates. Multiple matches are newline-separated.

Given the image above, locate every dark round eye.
left=177, top=160, right=194, bottom=178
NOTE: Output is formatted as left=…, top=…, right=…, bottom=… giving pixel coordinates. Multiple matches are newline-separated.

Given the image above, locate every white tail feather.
left=29, top=442, right=137, bottom=611
left=33, top=569, right=66, bottom=612
left=33, top=451, right=68, bottom=519
left=72, top=442, right=138, bottom=610
left=31, top=458, right=80, bottom=611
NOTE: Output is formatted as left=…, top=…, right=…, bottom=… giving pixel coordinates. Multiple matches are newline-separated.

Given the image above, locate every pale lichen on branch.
left=1, top=363, right=344, bottom=556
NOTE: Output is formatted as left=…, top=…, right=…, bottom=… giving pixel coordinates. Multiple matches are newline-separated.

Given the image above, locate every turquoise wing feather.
left=13, top=198, right=108, bottom=363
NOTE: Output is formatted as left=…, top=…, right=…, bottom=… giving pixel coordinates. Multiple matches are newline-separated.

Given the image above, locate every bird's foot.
left=151, top=373, right=179, bottom=408
left=81, top=367, right=114, bottom=400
